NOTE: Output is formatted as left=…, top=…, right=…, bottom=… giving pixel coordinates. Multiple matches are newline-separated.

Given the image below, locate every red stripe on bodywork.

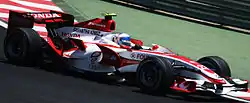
left=120, top=58, right=139, bottom=67
left=238, top=97, right=250, bottom=101
left=37, top=31, right=48, bottom=37
left=247, top=89, right=250, bottom=93
left=47, top=37, right=63, bottom=55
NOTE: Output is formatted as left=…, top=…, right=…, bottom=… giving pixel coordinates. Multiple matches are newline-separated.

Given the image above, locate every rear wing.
left=7, top=10, right=74, bottom=32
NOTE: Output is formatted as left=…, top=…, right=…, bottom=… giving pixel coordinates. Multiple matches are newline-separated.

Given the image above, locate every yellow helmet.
left=102, top=12, right=117, bottom=20
left=102, top=13, right=117, bottom=17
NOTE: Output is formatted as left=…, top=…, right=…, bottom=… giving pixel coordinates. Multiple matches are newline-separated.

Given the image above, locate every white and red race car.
left=4, top=10, right=250, bottom=102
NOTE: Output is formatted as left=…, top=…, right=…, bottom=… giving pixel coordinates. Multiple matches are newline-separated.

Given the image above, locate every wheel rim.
left=6, top=33, right=27, bottom=58
left=140, top=63, right=159, bottom=87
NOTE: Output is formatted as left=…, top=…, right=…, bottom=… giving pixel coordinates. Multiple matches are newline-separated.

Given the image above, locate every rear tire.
left=4, top=28, right=42, bottom=65
left=136, top=57, right=174, bottom=94
left=197, top=56, right=231, bottom=77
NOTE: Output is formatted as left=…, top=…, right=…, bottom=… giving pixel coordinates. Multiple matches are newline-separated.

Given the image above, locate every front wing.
left=171, top=77, right=250, bottom=102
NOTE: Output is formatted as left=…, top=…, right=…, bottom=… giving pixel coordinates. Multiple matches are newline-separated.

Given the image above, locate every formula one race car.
left=4, top=10, right=250, bottom=102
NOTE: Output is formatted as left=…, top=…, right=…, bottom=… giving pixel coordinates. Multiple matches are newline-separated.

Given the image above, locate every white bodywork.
left=54, top=26, right=175, bottom=73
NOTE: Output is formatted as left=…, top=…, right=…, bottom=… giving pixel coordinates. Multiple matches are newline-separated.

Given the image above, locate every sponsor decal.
left=29, top=13, right=61, bottom=19
left=130, top=53, right=148, bottom=60
left=61, top=32, right=80, bottom=38
left=130, top=53, right=136, bottom=58
left=88, top=22, right=106, bottom=27
left=73, top=27, right=103, bottom=36
left=89, top=51, right=102, bottom=69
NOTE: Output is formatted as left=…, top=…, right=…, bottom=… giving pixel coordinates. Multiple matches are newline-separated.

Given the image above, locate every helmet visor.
left=119, top=37, right=131, bottom=46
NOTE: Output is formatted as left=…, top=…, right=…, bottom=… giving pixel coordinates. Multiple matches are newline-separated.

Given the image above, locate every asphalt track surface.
left=0, top=26, right=236, bottom=103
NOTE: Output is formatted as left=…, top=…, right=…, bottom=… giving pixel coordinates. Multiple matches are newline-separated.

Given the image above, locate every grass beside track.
left=53, top=0, right=250, bottom=81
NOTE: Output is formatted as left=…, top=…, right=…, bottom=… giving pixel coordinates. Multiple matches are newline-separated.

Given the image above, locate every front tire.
left=136, top=57, right=174, bottom=94
left=197, top=56, right=231, bottom=77
left=4, top=28, right=42, bottom=65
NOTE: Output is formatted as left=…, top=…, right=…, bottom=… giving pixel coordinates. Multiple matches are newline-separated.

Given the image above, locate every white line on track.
left=0, top=4, right=35, bottom=12
left=0, top=13, right=8, bottom=18
left=0, top=20, right=7, bottom=28
left=9, top=0, right=63, bottom=12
